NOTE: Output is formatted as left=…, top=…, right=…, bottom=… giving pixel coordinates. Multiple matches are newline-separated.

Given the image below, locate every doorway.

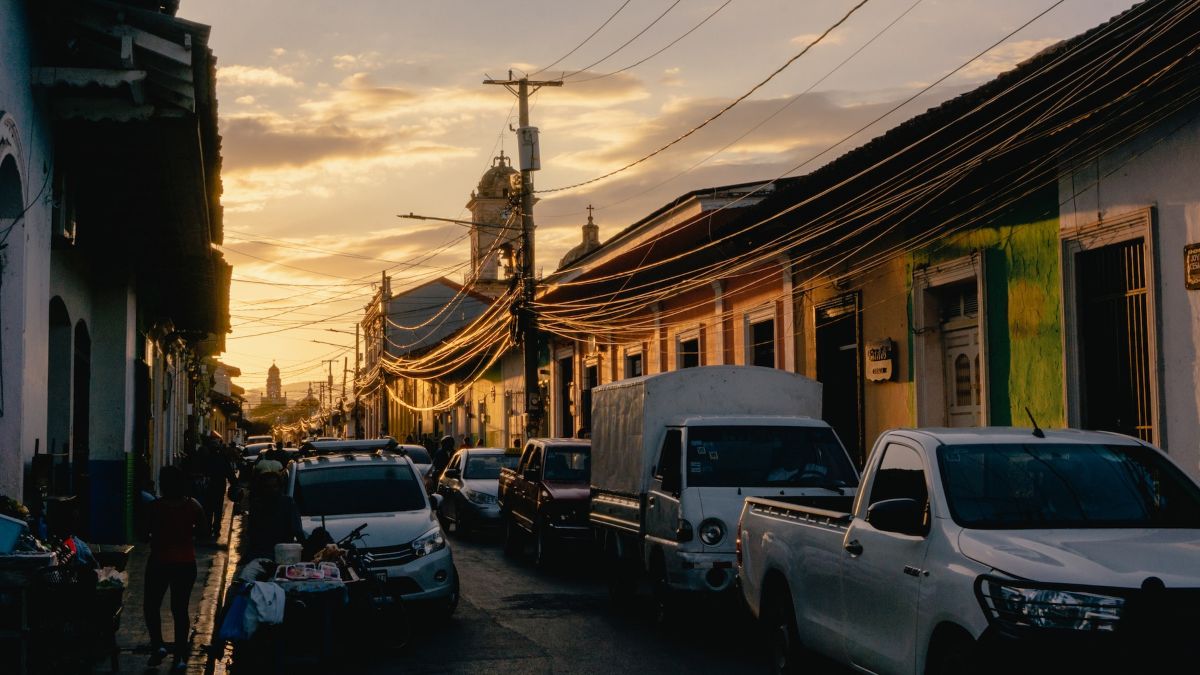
left=815, top=294, right=864, bottom=465
left=937, top=282, right=982, bottom=427
left=557, top=355, right=574, bottom=437
left=1075, top=238, right=1154, bottom=442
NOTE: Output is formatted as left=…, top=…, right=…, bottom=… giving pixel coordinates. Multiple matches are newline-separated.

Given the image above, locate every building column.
left=777, top=255, right=796, bottom=372
left=87, top=280, right=136, bottom=542
left=711, top=281, right=726, bottom=365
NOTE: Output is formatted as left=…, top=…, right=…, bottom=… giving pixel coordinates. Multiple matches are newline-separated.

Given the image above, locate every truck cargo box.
left=590, top=366, right=823, bottom=495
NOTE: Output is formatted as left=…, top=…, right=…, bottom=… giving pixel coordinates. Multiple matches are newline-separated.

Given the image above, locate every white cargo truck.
left=588, top=366, right=859, bottom=615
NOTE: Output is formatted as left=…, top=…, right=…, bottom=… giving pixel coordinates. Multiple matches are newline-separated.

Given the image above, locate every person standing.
left=242, top=470, right=304, bottom=560
left=203, top=440, right=237, bottom=538
left=144, top=465, right=206, bottom=671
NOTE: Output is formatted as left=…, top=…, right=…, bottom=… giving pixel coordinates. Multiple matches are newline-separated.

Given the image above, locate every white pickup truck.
left=737, top=427, right=1200, bottom=675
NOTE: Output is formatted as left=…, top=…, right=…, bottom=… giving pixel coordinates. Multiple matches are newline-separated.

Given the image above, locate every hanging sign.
left=866, top=339, right=895, bottom=382
left=1186, top=243, right=1200, bottom=290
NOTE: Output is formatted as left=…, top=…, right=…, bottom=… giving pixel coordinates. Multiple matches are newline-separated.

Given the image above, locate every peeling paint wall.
left=911, top=188, right=1065, bottom=428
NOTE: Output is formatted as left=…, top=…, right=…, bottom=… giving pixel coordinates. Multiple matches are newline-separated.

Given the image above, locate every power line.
left=560, top=0, right=684, bottom=80
left=572, top=0, right=734, bottom=84
left=537, top=0, right=874, bottom=193
left=530, top=0, right=634, bottom=77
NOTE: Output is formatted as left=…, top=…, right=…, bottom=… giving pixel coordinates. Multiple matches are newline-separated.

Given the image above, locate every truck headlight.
left=699, top=518, right=726, bottom=546
left=412, top=527, right=447, bottom=557
left=977, top=577, right=1124, bottom=632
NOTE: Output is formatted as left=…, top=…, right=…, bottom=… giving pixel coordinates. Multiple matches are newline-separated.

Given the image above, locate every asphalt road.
left=363, top=529, right=774, bottom=674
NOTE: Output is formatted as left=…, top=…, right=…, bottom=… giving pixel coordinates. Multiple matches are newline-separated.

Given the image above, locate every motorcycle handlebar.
left=338, top=523, right=369, bottom=547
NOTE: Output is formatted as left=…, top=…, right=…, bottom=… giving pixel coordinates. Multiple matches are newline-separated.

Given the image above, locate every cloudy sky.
left=184, top=0, right=1137, bottom=392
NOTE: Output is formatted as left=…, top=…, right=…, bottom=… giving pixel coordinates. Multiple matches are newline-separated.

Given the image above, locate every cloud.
left=220, top=115, right=394, bottom=170
left=235, top=95, right=256, bottom=105
left=661, top=67, right=683, bottom=87
left=333, top=52, right=384, bottom=71
left=218, top=65, right=302, bottom=88
left=957, top=38, right=1062, bottom=81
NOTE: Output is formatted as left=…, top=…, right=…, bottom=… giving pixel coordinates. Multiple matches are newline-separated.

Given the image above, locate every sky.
left=183, top=0, right=1138, bottom=396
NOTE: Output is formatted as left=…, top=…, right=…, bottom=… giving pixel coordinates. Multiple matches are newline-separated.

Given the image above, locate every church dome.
left=268, top=362, right=279, bottom=376
left=476, top=152, right=519, bottom=199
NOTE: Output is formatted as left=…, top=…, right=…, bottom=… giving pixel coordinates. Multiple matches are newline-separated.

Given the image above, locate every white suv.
left=286, top=451, right=459, bottom=618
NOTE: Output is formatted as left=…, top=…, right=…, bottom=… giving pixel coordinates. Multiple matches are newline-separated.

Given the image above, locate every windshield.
left=403, top=447, right=432, bottom=464
left=684, top=426, right=858, bottom=489
left=293, top=464, right=426, bottom=516
left=464, top=453, right=518, bottom=480
left=938, top=443, right=1200, bottom=529
left=544, top=445, right=590, bottom=482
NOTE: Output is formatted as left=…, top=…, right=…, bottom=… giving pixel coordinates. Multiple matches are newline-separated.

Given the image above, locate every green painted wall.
left=910, top=190, right=1066, bottom=427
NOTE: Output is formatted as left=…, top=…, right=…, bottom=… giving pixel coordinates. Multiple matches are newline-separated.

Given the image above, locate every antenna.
left=1025, top=407, right=1045, bottom=438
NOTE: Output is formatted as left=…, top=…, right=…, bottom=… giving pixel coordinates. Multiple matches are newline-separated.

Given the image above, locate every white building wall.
left=1060, top=113, right=1200, bottom=480
left=0, top=1, right=55, bottom=501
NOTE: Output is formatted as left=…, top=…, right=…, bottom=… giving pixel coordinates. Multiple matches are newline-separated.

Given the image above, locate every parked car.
left=435, top=448, right=518, bottom=534
left=498, top=438, right=591, bottom=565
left=286, top=451, right=459, bottom=619
left=241, top=442, right=274, bottom=462
left=246, top=435, right=273, bottom=445
left=589, top=366, right=851, bottom=616
left=737, top=427, right=1200, bottom=675
left=396, top=444, right=433, bottom=482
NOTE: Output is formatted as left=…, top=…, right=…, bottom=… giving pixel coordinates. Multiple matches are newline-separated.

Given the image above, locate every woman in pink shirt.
left=144, top=465, right=206, bottom=671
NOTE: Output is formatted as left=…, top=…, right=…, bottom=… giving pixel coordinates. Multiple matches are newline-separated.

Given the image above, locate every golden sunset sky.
left=184, top=0, right=1137, bottom=395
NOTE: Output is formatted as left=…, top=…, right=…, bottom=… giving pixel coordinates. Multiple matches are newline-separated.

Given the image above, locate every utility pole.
left=483, top=71, right=561, bottom=440
left=322, top=359, right=337, bottom=411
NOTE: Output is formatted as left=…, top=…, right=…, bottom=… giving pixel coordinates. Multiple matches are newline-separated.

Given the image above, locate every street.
left=366, top=532, right=769, bottom=675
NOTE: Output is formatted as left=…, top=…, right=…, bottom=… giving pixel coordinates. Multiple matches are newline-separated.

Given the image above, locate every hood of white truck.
left=302, top=510, right=439, bottom=549
left=958, top=527, right=1200, bottom=588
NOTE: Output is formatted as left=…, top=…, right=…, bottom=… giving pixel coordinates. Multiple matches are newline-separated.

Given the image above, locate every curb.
left=206, top=503, right=242, bottom=675
left=193, top=500, right=236, bottom=675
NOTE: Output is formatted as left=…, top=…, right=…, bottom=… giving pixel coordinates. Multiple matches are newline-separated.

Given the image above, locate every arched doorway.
left=73, top=320, right=91, bottom=535
left=47, top=297, right=72, bottom=494
left=0, top=154, right=23, bottom=422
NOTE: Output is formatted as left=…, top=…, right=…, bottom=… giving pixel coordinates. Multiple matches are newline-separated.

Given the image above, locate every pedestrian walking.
left=203, top=439, right=237, bottom=538
left=144, top=465, right=206, bottom=671
left=243, top=470, right=304, bottom=560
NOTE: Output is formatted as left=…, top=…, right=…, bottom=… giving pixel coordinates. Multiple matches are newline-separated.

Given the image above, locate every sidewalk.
left=104, top=498, right=236, bottom=675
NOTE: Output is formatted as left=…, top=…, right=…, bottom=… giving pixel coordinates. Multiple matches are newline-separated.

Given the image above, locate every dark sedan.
left=436, top=448, right=517, bottom=534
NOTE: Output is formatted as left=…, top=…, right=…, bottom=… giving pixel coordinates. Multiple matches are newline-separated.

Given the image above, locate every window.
left=293, top=464, right=426, bottom=516
left=518, top=442, right=536, bottom=473
left=683, top=426, right=858, bottom=489
left=526, top=445, right=543, bottom=476
left=938, top=443, right=1200, bottom=529
left=544, top=444, right=590, bottom=482
left=954, top=354, right=972, bottom=406
left=679, top=337, right=700, bottom=369
left=751, top=318, right=775, bottom=368
left=464, top=453, right=519, bottom=480
left=869, top=443, right=928, bottom=507
left=656, top=429, right=683, bottom=494
left=625, top=351, right=644, bottom=378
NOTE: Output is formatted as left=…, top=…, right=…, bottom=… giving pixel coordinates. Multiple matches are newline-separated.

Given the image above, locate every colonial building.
left=0, top=0, right=229, bottom=541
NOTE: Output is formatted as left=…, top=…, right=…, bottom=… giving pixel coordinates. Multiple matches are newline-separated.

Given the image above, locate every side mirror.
left=866, top=498, right=927, bottom=536
left=429, top=493, right=444, bottom=511
left=443, top=468, right=461, bottom=479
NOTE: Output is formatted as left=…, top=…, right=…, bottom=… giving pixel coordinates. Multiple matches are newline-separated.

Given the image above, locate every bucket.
left=0, top=513, right=26, bottom=554
left=274, top=543, right=302, bottom=565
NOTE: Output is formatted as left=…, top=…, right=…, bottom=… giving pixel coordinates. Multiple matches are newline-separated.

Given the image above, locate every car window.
left=683, top=426, right=857, bottom=489
left=518, top=443, right=536, bottom=473
left=869, top=443, right=928, bottom=507
left=465, top=454, right=518, bottom=480
left=405, top=447, right=432, bottom=464
left=293, top=463, right=426, bottom=515
left=527, top=446, right=544, bottom=476
left=544, top=445, right=589, bottom=482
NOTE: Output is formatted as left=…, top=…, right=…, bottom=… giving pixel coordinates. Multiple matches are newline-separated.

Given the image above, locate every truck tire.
left=503, top=513, right=524, bottom=557
left=926, top=627, right=978, bottom=675
left=764, top=584, right=801, bottom=675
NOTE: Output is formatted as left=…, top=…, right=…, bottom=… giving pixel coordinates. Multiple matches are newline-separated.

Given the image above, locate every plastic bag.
left=217, top=585, right=251, bottom=641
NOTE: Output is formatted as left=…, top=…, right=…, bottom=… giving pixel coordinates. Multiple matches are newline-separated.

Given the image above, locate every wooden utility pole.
left=483, top=71, right=561, bottom=440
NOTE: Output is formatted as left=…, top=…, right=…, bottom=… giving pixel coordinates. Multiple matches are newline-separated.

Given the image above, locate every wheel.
left=926, top=631, right=977, bottom=675
left=503, top=513, right=524, bottom=557
left=765, top=585, right=800, bottom=675
left=605, top=542, right=638, bottom=607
